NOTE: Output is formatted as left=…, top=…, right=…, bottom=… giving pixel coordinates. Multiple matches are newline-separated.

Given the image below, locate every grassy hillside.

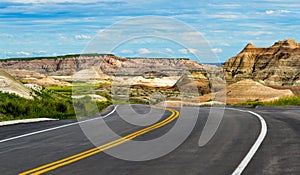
left=0, top=88, right=112, bottom=122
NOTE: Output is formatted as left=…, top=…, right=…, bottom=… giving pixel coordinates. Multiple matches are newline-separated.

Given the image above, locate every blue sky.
left=0, top=0, right=299, bottom=62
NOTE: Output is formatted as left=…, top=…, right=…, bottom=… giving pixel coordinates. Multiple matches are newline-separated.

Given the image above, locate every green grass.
left=46, top=84, right=103, bottom=96
left=0, top=88, right=112, bottom=121
left=46, top=86, right=73, bottom=96
left=46, top=86, right=73, bottom=92
left=263, top=95, right=300, bottom=106
left=237, top=96, right=300, bottom=108
left=0, top=90, right=74, bottom=121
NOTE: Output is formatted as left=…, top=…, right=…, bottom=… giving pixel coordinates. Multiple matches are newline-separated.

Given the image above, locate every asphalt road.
left=0, top=105, right=299, bottom=175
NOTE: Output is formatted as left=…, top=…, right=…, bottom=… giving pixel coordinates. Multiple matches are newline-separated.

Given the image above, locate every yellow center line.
left=19, top=107, right=180, bottom=175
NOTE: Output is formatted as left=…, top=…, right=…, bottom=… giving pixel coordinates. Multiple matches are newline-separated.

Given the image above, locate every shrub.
left=263, top=96, right=300, bottom=106
left=237, top=96, right=300, bottom=107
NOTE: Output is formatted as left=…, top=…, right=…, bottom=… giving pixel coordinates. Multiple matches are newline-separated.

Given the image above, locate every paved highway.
left=0, top=105, right=299, bottom=175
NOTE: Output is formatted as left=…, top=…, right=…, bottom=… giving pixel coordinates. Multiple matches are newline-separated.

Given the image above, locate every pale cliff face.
left=0, top=70, right=33, bottom=99
left=223, top=39, right=300, bottom=86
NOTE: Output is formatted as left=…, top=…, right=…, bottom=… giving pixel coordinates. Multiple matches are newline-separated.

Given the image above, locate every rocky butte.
left=223, top=39, right=300, bottom=86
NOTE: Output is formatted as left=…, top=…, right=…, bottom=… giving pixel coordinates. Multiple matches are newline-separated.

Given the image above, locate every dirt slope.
left=0, top=70, right=33, bottom=99
left=200, top=79, right=294, bottom=104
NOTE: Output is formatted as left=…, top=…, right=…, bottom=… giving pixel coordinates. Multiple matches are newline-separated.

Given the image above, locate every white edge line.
left=0, top=105, right=118, bottom=143
left=0, top=118, right=58, bottom=127
left=228, top=108, right=268, bottom=175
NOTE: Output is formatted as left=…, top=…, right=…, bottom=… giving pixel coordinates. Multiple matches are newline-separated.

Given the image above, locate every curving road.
left=0, top=105, right=299, bottom=175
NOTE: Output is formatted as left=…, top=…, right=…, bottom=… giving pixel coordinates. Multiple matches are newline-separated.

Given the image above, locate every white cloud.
left=207, top=4, right=241, bottom=8
left=207, top=12, right=246, bottom=20
left=178, top=49, right=188, bottom=54
left=35, top=50, right=47, bottom=53
left=0, top=33, right=14, bottom=38
left=15, top=51, right=30, bottom=56
left=265, top=9, right=291, bottom=15
left=33, top=50, right=47, bottom=55
left=188, top=48, right=198, bottom=54
left=5, top=0, right=106, bottom=3
left=75, top=34, right=91, bottom=40
left=178, top=48, right=198, bottom=54
left=245, top=31, right=273, bottom=36
left=221, top=43, right=230, bottom=46
left=211, top=30, right=226, bottom=33
left=33, top=50, right=47, bottom=54
left=279, top=10, right=291, bottom=13
left=211, top=48, right=223, bottom=53
left=165, top=48, right=173, bottom=53
left=138, top=48, right=151, bottom=54
left=58, top=34, right=67, bottom=40
left=120, top=49, right=133, bottom=54
left=266, top=10, right=275, bottom=15
left=182, top=32, right=204, bottom=36
left=130, top=38, right=158, bottom=44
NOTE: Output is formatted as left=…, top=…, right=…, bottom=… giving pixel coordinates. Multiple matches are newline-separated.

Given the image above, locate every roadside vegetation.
left=0, top=87, right=112, bottom=122
left=46, top=86, right=73, bottom=96
left=238, top=95, right=300, bottom=107
left=263, top=95, right=300, bottom=106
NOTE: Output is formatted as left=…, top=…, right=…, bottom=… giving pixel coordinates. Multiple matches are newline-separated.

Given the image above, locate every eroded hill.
left=223, top=39, right=300, bottom=86
left=0, top=70, right=33, bottom=99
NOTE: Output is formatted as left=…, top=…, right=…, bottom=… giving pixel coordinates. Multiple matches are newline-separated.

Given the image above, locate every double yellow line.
left=20, top=107, right=179, bottom=175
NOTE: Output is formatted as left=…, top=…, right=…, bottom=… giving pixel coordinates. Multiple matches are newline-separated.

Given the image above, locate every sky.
left=0, top=0, right=299, bottom=63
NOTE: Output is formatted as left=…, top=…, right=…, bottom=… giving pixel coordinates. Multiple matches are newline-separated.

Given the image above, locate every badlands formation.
left=223, top=39, right=300, bottom=86
left=0, top=39, right=299, bottom=104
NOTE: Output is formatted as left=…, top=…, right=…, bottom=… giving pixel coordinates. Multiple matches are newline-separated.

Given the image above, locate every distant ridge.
left=0, top=53, right=207, bottom=88
left=0, top=53, right=114, bottom=61
left=126, top=57, right=190, bottom=60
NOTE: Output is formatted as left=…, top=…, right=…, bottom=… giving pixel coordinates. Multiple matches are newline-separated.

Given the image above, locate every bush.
left=239, top=99, right=263, bottom=108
